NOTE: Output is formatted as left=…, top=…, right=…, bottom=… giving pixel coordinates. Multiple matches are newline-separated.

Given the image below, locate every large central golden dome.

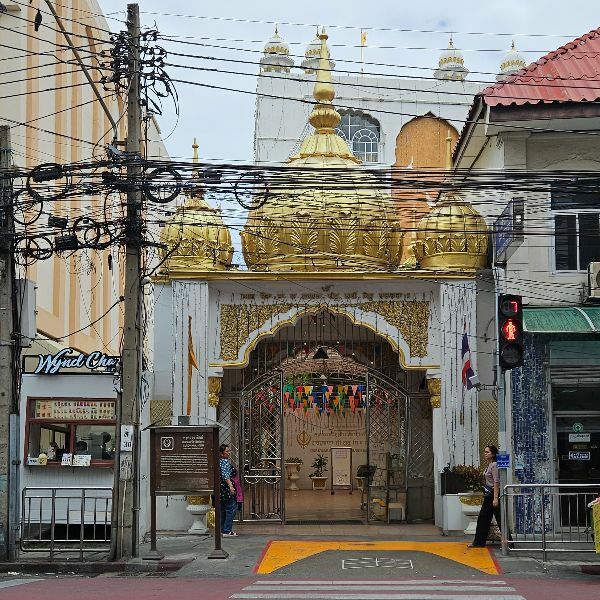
left=242, top=31, right=403, bottom=271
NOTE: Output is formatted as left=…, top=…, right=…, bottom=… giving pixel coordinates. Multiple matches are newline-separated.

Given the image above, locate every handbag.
left=483, top=483, right=494, bottom=497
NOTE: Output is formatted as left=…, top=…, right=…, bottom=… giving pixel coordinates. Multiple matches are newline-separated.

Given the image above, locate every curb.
left=0, top=558, right=193, bottom=575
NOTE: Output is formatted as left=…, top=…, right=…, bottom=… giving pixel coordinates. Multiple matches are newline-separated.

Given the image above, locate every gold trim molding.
left=219, top=300, right=430, bottom=368
left=208, top=376, right=223, bottom=408
left=426, top=377, right=441, bottom=408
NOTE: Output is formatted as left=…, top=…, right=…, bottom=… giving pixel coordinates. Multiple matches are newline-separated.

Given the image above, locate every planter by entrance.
left=458, top=492, right=484, bottom=535
left=310, top=476, right=327, bottom=490
left=186, top=496, right=211, bottom=534
left=285, top=463, right=302, bottom=491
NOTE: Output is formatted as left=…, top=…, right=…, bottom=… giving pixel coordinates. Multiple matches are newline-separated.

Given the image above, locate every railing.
left=20, top=486, right=113, bottom=560
left=501, top=483, right=600, bottom=561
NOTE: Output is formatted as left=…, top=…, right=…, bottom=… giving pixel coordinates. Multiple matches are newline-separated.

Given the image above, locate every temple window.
left=335, top=111, right=381, bottom=163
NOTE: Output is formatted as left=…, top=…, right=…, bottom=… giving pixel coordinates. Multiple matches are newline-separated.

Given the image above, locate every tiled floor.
left=284, top=489, right=364, bottom=521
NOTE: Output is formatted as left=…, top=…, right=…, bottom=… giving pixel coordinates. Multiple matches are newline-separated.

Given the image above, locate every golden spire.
left=192, top=137, right=199, bottom=163
left=308, top=29, right=341, bottom=131
left=187, top=138, right=204, bottom=204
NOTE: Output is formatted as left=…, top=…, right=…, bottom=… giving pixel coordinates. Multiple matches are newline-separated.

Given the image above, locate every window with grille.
left=335, top=111, right=380, bottom=163
left=552, top=188, right=600, bottom=271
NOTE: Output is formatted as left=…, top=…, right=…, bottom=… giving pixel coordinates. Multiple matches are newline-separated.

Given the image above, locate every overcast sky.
left=96, top=1, right=599, bottom=164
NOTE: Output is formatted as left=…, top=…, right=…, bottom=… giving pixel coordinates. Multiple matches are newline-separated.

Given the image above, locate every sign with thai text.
left=33, top=399, right=115, bottom=420
left=568, top=451, right=591, bottom=461
left=150, top=426, right=216, bottom=494
left=34, top=348, right=119, bottom=374
left=569, top=433, right=591, bottom=442
left=497, top=452, right=510, bottom=468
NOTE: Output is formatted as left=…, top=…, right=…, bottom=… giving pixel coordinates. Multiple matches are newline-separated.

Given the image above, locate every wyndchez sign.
left=34, top=348, right=119, bottom=374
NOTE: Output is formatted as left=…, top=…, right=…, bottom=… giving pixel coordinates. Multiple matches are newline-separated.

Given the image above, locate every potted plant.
left=453, top=464, right=485, bottom=535
left=284, top=457, right=303, bottom=491
left=309, top=453, right=328, bottom=490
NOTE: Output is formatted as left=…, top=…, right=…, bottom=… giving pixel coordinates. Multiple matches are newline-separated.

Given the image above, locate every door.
left=555, top=415, right=600, bottom=526
left=366, top=372, right=409, bottom=522
left=240, top=371, right=284, bottom=521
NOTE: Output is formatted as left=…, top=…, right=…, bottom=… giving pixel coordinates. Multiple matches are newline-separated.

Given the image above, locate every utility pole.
left=113, top=3, right=142, bottom=559
left=0, top=126, right=17, bottom=560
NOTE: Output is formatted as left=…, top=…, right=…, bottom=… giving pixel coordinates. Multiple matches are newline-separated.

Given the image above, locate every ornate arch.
left=215, top=300, right=434, bottom=370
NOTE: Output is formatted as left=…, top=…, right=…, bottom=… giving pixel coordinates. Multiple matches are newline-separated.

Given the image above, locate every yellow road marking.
left=256, top=541, right=498, bottom=575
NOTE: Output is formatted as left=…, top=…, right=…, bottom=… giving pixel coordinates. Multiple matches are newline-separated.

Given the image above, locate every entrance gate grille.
left=240, top=371, right=284, bottom=520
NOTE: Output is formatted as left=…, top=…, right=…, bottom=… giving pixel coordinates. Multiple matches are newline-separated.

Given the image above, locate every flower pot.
left=186, top=495, right=211, bottom=534
left=458, top=492, right=484, bottom=535
left=285, top=463, right=302, bottom=491
left=310, top=476, right=327, bottom=490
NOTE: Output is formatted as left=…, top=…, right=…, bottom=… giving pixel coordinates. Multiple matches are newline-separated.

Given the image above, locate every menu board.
left=151, top=427, right=216, bottom=494
left=34, top=400, right=115, bottom=421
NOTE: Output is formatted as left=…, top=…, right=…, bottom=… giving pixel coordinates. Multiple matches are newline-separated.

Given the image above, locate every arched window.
left=335, top=111, right=381, bottom=163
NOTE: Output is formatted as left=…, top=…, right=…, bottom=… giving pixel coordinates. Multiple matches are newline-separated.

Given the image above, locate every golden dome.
left=242, top=31, right=403, bottom=271
left=159, top=141, right=234, bottom=273
left=413, top=192, right=488, bottom=270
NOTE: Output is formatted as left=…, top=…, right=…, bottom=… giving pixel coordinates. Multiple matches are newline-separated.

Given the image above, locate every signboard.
left=569, top=433, right=591, bottom=443
left=493, top=199, right=524, bottom=264
left=150, top=426, right=215, bottom=495
left=331, top=447, right=352, bottom=488
left=31, top=348, right=119, bottom=374
left=497, top=452, right=510, bottom=468
left=33, top=399, right=115, bottom=420
left=146, top=426, right=226, bottom=561
left=121, top=425, right=134, bottom=451
left=568, top=451, right=591, bottom=461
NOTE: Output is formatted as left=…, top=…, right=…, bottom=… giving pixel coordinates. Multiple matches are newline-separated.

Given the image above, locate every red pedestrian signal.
left=498, top=294, right=524, bottom=370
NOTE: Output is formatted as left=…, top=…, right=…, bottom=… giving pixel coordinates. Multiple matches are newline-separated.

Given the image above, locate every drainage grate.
left=285, top=519, right=364, bottom=525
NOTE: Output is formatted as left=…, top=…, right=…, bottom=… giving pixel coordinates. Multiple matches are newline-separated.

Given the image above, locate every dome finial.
left=192, top=137, right=199, bottom=163
left=275, top=23, right=279, bottom=36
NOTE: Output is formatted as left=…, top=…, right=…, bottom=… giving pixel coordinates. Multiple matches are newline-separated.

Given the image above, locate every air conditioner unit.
left=588, top=262, right=600, bottom=301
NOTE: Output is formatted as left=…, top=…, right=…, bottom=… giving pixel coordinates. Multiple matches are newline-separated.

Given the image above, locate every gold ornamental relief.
left=426, top=377, right=441, bottom=408
left=361, top=300, right=429, bottom=357
left=220, top=303, right=294, bottom=361
left=208, top=377, right=222, bottom=408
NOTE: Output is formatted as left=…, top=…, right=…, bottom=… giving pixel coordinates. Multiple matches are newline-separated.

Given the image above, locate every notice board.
left=331, top=447, right=352, bottom=487
left=150, top=426, right=216, bottom=495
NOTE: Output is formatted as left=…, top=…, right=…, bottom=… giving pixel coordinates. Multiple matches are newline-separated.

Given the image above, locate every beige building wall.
left=0, top=1, right=167, bottom=354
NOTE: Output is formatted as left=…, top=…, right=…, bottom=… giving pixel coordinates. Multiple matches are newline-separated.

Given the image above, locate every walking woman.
left=469, top=444, right=502, bottom=548
left=219, top=444, right=239, bottom=537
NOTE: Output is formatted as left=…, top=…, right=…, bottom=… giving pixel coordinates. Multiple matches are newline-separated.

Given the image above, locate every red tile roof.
left=483, top=26, right=600, bottom=107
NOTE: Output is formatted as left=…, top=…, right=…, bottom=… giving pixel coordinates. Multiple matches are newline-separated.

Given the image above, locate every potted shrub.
left=454, top=464, right=485, bottom=535
left=309, top=453, right=328, bottom=490
left=284, top=457, right=303, bottom=491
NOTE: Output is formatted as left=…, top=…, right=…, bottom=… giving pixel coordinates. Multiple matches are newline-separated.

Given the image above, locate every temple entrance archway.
left=218, top=310, right=433, bottom=524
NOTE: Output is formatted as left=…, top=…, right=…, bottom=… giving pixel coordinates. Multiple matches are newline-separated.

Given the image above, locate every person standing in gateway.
left=219, top=444, right=239, bottom=537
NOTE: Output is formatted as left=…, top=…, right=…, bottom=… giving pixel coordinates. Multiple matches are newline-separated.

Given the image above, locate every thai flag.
left=461, top=329, right=475, bottom=390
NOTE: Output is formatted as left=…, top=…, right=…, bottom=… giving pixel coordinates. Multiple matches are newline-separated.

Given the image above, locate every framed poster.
left=331, top=447, right=352, bottom=492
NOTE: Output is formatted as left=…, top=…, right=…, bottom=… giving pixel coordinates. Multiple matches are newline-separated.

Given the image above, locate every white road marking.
left=0, top=578, right=43, bottom=590
left=231, top=579, right=527, bottom=600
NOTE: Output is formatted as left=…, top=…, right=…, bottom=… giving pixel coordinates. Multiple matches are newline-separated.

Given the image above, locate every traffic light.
left=498, top=294, right=524, bottom=370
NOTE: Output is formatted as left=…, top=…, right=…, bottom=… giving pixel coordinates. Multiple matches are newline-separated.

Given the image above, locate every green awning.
left=523, top=307, right=600, bottom=333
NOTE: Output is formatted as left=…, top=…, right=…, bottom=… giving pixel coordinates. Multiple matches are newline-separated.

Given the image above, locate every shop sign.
left=569, top=433, right=591, bottom=442
left=568, top=451, right=591, bottom=461
left=34, top=348, right=119, bottom=374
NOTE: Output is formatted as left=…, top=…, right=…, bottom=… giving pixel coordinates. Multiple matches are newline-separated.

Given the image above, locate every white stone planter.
left=310, top=476, right=327, bottom=490
left=458, top=492, right=484, bottom=535
left=186, top=497, right=211, bottom=534
left=285, top=463, right=302, bottom=491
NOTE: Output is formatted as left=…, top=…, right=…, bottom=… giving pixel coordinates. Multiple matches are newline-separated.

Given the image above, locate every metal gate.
left=366, top=371, right=409, bottom=522
left=240, top=371, right=284, bottom=521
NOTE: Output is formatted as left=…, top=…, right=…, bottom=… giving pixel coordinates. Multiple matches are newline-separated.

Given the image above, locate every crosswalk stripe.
left=231, top=595, right=525, bottom=600
left=245, top=585, right=516, bottom=592
left=230, top=580, right=526, bottom=600
left=252, top=580, right=509, bottom=585
left=0, top=579, right=43, bottom=590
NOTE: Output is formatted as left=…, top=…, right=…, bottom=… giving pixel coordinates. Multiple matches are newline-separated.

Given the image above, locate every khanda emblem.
left=297, top=429, right=311, bottom=449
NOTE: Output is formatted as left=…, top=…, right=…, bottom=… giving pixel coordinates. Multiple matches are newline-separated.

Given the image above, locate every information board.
left=331, top=447, right=352, bottom=487
left=150, top=426, right=215, bottom=494
left=497, top=452, right=510, bottom=469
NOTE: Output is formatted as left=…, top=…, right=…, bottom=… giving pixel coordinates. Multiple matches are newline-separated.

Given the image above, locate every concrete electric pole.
left=113, top=3, right=142, bottom=560
left=0, top=126, right=17, bottom=561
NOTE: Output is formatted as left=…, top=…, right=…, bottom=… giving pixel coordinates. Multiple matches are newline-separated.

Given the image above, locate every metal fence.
left=20, top=486, right=113, bottom=560
left=501, top=483, right=600, bottom=561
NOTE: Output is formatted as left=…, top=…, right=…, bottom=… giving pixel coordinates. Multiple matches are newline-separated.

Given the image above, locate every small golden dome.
left=413, top=193, right=488, bottom=269
left=159, top=141, right=234, bottom=273
left=243, top=31, right=403, bottom=271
